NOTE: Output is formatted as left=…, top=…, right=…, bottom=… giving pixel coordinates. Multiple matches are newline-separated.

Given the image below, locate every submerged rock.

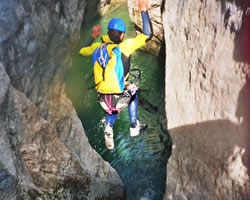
left=162, top=0, right=249, bottom=199
left=0, top=0, right=125, bottom=199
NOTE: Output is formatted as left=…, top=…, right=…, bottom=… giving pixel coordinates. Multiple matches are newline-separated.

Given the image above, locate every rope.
left=104, top=94, right=121, bottom=115
left=129, top=68, right=142, bottom=86
left=98, top=44, right=108, bottom=68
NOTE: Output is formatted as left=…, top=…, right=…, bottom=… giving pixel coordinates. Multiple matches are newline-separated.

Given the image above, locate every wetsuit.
left=79, top=11, right=152, bottom=127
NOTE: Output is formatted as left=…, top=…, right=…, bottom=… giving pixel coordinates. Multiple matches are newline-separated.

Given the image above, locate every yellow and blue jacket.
left=79, top=11, right=152, bottom=94
left=79, top=33, right=149, bottom=81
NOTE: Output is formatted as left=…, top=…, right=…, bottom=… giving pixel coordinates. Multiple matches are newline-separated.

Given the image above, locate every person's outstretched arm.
left=120, top=0, right=153, bottom=57
left=79, top=25, right=102, bottom=56
left=138, top=0, right=152, bottom=38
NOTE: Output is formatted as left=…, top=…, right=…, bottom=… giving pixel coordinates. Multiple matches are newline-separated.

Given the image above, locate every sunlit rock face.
left=128, top=0, right=164, bottom=55
left=0, top=0, right=125, bottom=199
left=85, top=0, right=127, bottom=22
left=162, top=0, right=250, bottom=199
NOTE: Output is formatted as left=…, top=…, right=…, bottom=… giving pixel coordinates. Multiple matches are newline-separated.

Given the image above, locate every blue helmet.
left=107, top=18, right=126, bottom=33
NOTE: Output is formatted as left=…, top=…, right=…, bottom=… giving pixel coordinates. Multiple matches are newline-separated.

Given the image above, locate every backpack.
left=92, top=42, right=125, bottom=94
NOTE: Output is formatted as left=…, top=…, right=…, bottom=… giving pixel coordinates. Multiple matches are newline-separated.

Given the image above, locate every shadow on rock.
left=166, top=79, right=250, bottom=199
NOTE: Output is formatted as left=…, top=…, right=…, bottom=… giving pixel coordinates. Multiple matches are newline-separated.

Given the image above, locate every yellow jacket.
left=79, top=33, right=149, bottom=80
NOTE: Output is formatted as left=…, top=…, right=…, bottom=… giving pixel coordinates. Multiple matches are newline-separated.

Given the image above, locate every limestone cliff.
left=85, top=0, right=127, bottom=22
left=162, top=0, right=250, bottom=199
left=0, top=0, right=125, bottom=199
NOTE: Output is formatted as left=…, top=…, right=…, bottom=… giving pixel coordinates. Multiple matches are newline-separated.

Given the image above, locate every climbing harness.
left=99, top=93, right=131, bottom=114
left=104, top=94, right=121, bottom=115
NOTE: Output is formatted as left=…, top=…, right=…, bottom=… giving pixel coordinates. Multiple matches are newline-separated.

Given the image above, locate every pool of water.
left=65, top=4, right=171, bottom=200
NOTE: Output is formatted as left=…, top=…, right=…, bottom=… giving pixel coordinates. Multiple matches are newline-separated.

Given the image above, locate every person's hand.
left=92, top=25, right=102, bottom=39
left=137, top=0, right=148, bottom=12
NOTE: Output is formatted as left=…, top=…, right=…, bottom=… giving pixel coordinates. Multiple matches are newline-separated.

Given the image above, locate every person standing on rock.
left=79, top=0, right=152, bottom=150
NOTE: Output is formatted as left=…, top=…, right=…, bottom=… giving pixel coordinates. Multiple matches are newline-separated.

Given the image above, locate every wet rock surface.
left=162, top=0, right=250, bottom=199
left=0, top=0, right=125, bottom=199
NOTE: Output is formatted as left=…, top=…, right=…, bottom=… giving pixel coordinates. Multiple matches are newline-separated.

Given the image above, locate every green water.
left=65, top=4, right=171, bottom=200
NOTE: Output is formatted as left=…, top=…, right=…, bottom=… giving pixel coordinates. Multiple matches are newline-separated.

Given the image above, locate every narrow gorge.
left=0, top=0, right=249, bottom=200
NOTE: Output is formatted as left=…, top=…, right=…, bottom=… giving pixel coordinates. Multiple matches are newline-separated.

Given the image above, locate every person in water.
left=79, top=0, right=152, bottom=150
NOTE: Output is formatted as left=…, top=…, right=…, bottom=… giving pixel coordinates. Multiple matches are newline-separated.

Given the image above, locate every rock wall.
left=162, top=0, right=250, bottom=199
left=0, top=0, right=125, bottom=199
left=84, top=0, right=127, bottom=22
left=128, top=0, right=164, bottom=55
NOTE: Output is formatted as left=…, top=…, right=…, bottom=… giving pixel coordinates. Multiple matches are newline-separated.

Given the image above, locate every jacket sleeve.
left=141, top=11, right=152, bottom=38
left=79, top=37, right=100, bottom=56
left=119, top=34, right=149, bottom=57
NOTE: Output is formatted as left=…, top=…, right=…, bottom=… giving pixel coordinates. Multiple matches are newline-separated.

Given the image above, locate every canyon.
left=0, top=0, right=249, bottom=199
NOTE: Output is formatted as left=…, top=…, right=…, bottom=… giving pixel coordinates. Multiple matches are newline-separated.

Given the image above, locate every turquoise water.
left=65, top=4, right=171, bottom=200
